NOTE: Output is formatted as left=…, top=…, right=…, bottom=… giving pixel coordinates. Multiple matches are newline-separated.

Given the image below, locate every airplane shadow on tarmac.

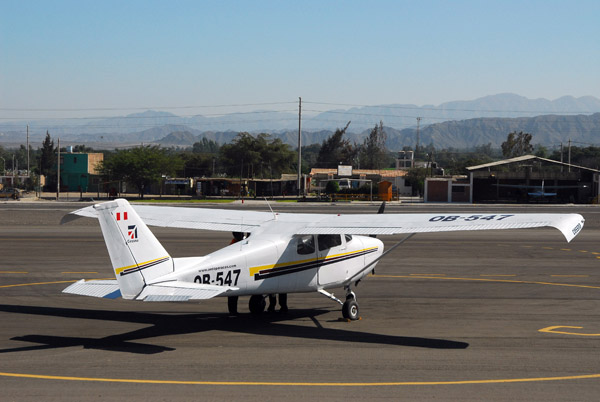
left=0, top=304, right=469, bottom=355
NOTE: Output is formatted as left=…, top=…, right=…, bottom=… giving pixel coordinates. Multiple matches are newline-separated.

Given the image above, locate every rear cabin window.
left=317, top=234, right=343, bottom=251
left=297, top=235, right=315, bottom=255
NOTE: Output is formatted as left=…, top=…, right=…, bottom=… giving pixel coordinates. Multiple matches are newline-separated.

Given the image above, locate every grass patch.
left=275, top=199, right=298, bottom=203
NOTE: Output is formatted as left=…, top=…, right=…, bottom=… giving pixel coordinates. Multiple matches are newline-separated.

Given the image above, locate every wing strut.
left=347, top=233, right=416, bottom=284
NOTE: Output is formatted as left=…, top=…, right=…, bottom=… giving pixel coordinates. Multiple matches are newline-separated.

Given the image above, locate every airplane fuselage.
left=171, top=233, right=384, bottom=297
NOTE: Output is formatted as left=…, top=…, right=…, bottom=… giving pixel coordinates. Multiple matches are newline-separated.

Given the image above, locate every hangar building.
left=425, top=155, right=600, bottom=204
left=467, top=155, right=600, bottom=204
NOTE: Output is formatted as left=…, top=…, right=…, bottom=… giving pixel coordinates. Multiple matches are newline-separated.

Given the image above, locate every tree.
left=180, top=152, right=214, bottom=177
left=405, top=167, right=427, bottom=197
left=316, top=122, right=357, bottom=168
left=300, top=143, right=321, bottom=174
left=192, top=137, right=220, bottom=154
left=40, top=131, right=56, bottom=175
left=534, top=144, right=549, bottom=158
left=98, top=145, right=183, bottom=198
left=325, top=180, right=340, bottom=194
left=220, top=133, right=295, bottom=178
left=358, top=121, right=388, bottom=169
left=501, top=131, right=533, bottom=158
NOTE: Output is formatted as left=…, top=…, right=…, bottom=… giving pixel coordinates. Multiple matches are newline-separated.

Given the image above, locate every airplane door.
left=317, top=234, right=347, bottom=286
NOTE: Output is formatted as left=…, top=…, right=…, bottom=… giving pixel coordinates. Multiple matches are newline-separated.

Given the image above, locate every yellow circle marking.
left=0, top=371, right=599, bottom=386
left=539, top=326, right=600, bottom=337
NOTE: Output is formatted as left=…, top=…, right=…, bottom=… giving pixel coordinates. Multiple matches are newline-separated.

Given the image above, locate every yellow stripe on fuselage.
left=114, top=256, right=170, bottom=275
left=248, top=247, right=379, bottom=277
left=249, top=256, right=318, bottom=277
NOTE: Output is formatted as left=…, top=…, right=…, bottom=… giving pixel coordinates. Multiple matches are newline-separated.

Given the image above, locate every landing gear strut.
left=318, top=287, right=360, bottom=320
left=248, top=294, right=266, bottom=315
left=227, top=296, right=239, bottom=315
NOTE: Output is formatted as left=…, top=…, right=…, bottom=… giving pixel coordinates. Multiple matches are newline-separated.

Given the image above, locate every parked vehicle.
left=0, top=188, right=21, bottom=200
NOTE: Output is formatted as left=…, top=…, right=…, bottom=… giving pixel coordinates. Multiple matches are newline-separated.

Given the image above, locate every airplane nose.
left=364, top=236, right=384, bottom=255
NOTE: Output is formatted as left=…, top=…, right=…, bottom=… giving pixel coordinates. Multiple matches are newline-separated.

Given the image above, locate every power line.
left=0, top=109, right=298, bottom=121
left=0, top=101, right=298, bottom=112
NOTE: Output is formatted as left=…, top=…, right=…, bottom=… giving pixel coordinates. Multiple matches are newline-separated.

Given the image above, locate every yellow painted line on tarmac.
left=409, top=273, right=445, bottom=276
left=372, top=275, right=600, bottom=290
left=551, top=275, right=588, bottom=278
left=542, top=247, right=554, bottom=250
left=520, top=245, right=533, bottom=248
left=0, top=271, right=28, bottom=274
left=578, top=250, right=589, bottom=253
left=1, top=371, right=600, bottom=386
left=480, top=275, right=516, bottom=277
left=61, top=272, right=98, bottom=274
left=560, top=248, right=572, bottom=251
left=539, top=326, right=600, bottom=337
left=0, top=280, right=78, bottom=289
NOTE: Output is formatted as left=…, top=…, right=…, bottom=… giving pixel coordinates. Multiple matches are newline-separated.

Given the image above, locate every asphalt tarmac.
left=1, top=201, right=599, bottom=401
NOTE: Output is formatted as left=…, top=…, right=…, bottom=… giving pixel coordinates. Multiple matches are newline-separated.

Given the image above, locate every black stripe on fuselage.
left=254, top=248, right=378, bottom=280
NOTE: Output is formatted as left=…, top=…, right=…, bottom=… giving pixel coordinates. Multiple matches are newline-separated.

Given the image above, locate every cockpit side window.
left=317, top=234, right=343, bottom=251
left=297, top=235, right=315, bottom=255
left=345, top=234, right=353, bottom=243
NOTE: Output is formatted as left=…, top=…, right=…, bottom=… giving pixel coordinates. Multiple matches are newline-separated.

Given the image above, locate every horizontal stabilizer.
left=63, top=279, right=121, bottom=299
left=136, top=280, right=237, bottom=302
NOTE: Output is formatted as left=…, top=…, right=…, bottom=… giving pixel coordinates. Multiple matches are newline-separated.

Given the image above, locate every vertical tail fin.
left=94, top=199, right=173, bottom=299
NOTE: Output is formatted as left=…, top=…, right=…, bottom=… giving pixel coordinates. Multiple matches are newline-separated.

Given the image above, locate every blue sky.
left=1, top=0, right=599, bottom=119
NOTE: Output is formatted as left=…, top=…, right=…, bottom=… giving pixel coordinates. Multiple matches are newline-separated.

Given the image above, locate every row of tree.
left=7, top=127, right=600, bottom=197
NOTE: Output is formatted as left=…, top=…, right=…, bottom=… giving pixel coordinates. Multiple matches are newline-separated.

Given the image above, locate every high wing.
left=63, top=200, right=584, bottom=243
left=61, top=204, right=274, bottom=233
left=292, top=212, right=583, bottom=242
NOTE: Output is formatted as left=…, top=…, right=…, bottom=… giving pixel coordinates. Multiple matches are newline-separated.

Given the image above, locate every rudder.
left=94, top=199, right=173, bottom=299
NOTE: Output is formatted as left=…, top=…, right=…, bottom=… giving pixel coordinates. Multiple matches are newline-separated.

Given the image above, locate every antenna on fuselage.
left=264, top=197, right=277, bottom=220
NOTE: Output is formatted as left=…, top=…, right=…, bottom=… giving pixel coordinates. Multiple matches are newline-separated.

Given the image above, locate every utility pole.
left=57, top=138, right=60, bottom=200
left=416, top=117, right=422, bottom=158
left=568, top=138, right=571, bottom=173
left=297, top=97, right=302, bottom=196
left=560, top=142, right=563, bottom=173
left=26, top=125, right=30, bottom=176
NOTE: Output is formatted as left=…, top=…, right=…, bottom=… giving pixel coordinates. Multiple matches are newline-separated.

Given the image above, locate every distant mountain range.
left=1, top=93, right=599, bottom=149
left=148, top=113, right=600, bottom=150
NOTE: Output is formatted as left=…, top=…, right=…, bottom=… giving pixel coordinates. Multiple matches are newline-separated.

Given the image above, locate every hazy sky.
left=1, top=0, right=599, bottom=119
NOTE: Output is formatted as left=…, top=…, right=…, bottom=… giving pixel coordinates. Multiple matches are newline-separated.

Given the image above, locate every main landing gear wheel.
left=249, top=295, right=266, bottom=315
left=342, top=299, right=359, bottom=320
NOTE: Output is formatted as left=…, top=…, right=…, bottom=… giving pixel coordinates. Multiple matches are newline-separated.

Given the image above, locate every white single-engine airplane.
left=62, top=199, right=584, bottom=320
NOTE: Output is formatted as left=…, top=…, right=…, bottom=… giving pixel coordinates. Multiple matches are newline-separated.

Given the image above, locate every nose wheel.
left=342, top=287, right=359, bottom=320
left=342, top=298, right=359, bottom=320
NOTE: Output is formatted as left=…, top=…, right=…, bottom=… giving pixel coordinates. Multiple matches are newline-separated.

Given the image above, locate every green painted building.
left=58, top=153, right=103, bottom=192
